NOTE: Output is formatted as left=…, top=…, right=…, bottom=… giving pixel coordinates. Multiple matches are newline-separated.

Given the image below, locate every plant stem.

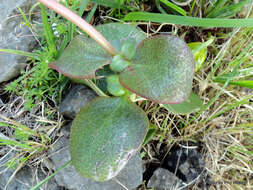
left=37, top=0, right=118, bottom=56
left=71, top=78, right=108, bottom=97
left=84, top=79, right=109, bottom=97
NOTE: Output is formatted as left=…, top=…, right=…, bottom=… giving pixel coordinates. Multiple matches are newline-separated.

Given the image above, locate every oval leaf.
left=49, top=35, right=110, bottom=79
left=70, top=97, right=149, bottom=181
left=119, top=35, right=195, bottom=104
left=50, top=23, right=146, bottom=79
left=163, top=92, right=203, bottom=115
left=96, top=23, right=146, bottom=52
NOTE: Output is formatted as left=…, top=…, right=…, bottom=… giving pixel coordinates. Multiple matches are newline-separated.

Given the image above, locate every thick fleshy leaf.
left=119, top=35, right=195, bottom=104
left=49, top=35, right=110, bottom=79
left=49, top=23, right=146, bottom=79
left=163, top=92, right=203, bottom=115
left=70, top=97, right=148, bottom=181
left=96, top=23, right=146, bottom=52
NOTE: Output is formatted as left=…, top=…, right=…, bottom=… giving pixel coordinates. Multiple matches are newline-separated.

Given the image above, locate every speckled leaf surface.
left=49, top=35, right=110, bottom=79
left=119, top=35, right=195, bottom=104
left=49, top=23, right=146, bottom=79
left=96, top=23, right=146, bottom=52
left=163, top=92, right=203, bottom=115
left=70, top=97, right=149, bottom=181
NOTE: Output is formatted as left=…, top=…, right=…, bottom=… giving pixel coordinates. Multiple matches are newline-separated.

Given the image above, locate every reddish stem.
left=37, top=0, right=118, bottom=56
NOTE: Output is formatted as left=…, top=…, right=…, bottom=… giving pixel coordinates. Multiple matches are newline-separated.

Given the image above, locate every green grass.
left=124, top=12, right=253, bottom=27
left=206, top=0, right=251, bottom=18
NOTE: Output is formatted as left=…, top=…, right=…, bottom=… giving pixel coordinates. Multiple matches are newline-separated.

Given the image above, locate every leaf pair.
left=50, top=23, right=196, bottom=181
left=50, top=23, right=195, bottom=104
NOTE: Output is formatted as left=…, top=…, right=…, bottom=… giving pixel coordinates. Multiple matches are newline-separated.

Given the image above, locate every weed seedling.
left=38, top=0, right=195, bottom=181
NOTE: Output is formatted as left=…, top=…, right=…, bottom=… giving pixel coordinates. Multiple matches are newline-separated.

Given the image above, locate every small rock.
left=0, top=0, right=39, bottom=83
left=59, top=85, right=97, bottom=119
left=164, top=148, right=205, bottom=183
left=0, top=152, right=60, bottom=190
left=48, top=133, right=142, bottom=190
left=147, top=168, right=187, bottom=190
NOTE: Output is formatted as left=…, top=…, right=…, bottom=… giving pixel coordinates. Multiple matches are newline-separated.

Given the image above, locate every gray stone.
left=59, top=85, right=97, bottom=119
left=165, top=148, right=205, bottom=183
left=147, top=168, right=187, bottom=190
left=0, top=0, right=38, bottom=83
left=0, top=152, right=60, bottom=190
left=48, top=133, right=142, bottom=190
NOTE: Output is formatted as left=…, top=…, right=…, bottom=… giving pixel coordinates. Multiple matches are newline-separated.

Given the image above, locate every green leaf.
left=91, top=0, right=126, bottom=8
left=119, top=35, right=195, bottom=104
left=214, top=78, right=253, bottom=89
left=188, top=42, right=207, bottom=72
left=188, top=38, right=213, bottom=72
left=14, top=125, right=35, bottom=141
left=163, top=92, right=203, bottom=115
left=207, top=0, right=251, bottom=18
left=120, top=41, right=136, bottom=60
left=110, top=55, right=131, bottom=72
left=70, top=97, right=149, bottom=181
left=96, top=23, right=146, bottom=52
left=160, top=0, right=187, bottom=16
left=49, top=35, right=110, bottom=79
left=0, top=138, right=33, bottom=149
left=106, top=75, right=126, bottom=96
left=14, top=129, right=29, bottom=141
left=124, top=12, right=253, bottom=28
left=142, top=123, right=157, bottom=146
left=0, top=49, right=39, bottom=59
left=49, top=23, right=146, bottom=79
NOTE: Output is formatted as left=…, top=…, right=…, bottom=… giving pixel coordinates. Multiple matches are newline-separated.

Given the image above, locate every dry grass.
left=0, top=92, right=64, bottom=188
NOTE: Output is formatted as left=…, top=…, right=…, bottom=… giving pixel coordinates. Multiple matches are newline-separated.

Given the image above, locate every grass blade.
left=40, top=4, right=57, bottom=58
left=207, top=0, right=231, bottom=17
left=0, top=49, right=39, bottom=59
left=78, top=0, right=90, bottom=16
left=160, top=0, right=187, bottom=16
left=124, top=12, right=253, bottom=28
left=214, top=79, right=253, bottom=89
left=155, top=0, right=167, bottom=14
left=86, top=4, right=98, bottom=23
left=29, top=160, right=72, bottom=190
left=0, top=138, right=33, bottom=149
left=207, top=0, right=251, bottom=18
left=91, top=0, right=126, bottom=8
left=205, top=95, right=253, bottom=122
left=142, top=123, right=157, bottom=146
